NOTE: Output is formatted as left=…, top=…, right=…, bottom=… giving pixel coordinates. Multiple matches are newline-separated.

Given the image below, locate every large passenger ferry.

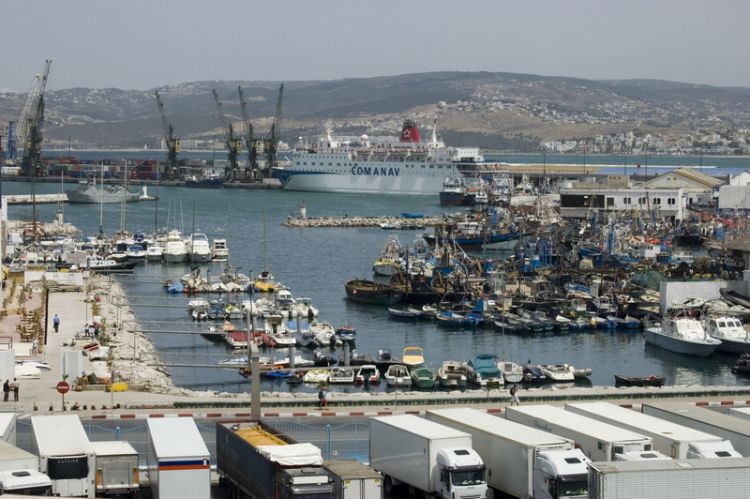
left=272, top=119, right=484, bottom=195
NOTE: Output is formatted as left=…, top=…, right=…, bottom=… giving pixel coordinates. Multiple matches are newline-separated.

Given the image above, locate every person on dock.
left=318, top=385, right=328, bottom=409
left=509, top=384, right=520, bottom=406
left=2, top=381, right=8, bottom=402
left=11, top=379, right=18, bottom=402
left=53, top=314, right=60, bottom=333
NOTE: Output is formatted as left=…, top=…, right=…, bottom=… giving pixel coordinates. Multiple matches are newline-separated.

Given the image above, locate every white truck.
left=324, top=460, right=382, bottom=499
left=31, top=414, right=96, bottom=498
left=426, top=408, right=589, bottom=499
left=614, top=450, right=671, bottom=461
left=147, top=417, right=210, bottom=499
left=90, top=441, right=140, bottom=497
left=369, top=415, right=487, bottom=499
left=588, top=457, right=750, bottom=499
left=505, top=405, right=653, bottom=462
left=0, top=439, right=52, bottom=495
left=643, top=402, right=750, bottom=456
left=566, top=402, right=742, bottom=459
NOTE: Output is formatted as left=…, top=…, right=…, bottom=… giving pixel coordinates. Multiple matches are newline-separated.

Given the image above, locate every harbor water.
left=5, top=178, right=750, bottom=394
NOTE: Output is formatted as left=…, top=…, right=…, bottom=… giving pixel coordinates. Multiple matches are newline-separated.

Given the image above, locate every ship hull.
left=274, top=167, right=455, bottom=195
left=66, top=189, right=140, bottom=204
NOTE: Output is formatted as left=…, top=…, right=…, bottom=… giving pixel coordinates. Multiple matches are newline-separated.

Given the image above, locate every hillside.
left=2, top=71, right=750, bottom=152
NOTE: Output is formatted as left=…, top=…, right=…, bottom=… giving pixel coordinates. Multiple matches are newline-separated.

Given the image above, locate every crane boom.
left=264, top=83, right=284, bottom=179
left=21, top=59, right=52, bottom=176
left=238, top=86, right=258, bottom=179
left=154, top=91, right=180, bottom=179
left=212, top=89, right=241, bottom=180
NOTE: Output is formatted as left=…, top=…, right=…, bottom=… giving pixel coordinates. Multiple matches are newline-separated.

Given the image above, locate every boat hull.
left=714, top=338, right=750, bottom=354
left=164, top=252, right=186, bottom=263
left=274, top=167, right=451, bottom=195
left=644, top=328, right=719, bottom=357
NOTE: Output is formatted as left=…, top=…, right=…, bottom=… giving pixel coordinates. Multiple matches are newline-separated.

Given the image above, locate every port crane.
left=264, top=83, right=284, bottom=179
left=154, top=90, right=180, bottom=179
left=19, top=59, right=52, bottom=176
left=212, top=89, right=241, bottom=181
left=238, top=86, right=259, bottom=180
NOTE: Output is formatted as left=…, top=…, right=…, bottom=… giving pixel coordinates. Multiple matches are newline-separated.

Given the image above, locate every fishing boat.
left=372, top=235, right=402, bottom=277
left=345, top=279, right=402, bottom=305
left=435, top=310, right=482, bottom=328
left=410, top=367, right=436, bottom=389
left=703, top=316, right=750, bottom=354
left=384, top=364, right=412, bottom=388
left=436, top=361, right=468, bottom=389
left=303, top=368, right=331, bottom=384
left=465, top=354, right=504, bottom=388
left=329, top=367, right=355, bottom=384
left=614, top=374, right=665, bottom=387
left=387, top=307, right=422, bottom=320
left=355, top=365, right=381, bottom=385
left=540, top=364, right=576, bottom=382
left=439, top=177, right=469, bottom=206
left=498, top=361, right=524, bottom=384
left=402, top=346, right=425, bottom=368
left=644, top=317, right=721, bottom=357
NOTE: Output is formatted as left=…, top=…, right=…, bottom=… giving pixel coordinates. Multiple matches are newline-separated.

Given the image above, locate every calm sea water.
left=5, top=175, right=748, bottom=393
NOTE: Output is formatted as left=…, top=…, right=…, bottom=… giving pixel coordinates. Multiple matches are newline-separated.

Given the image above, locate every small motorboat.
left=374, top=348, right=402, bottom=372
left=410, top=366, right=436, bottom=389
left=303, top=368, right=331, bottom=384
left=335, top=323, right=357, bottom=343
left=388, top=307, right=422, bottom=320
left=355, top=364, right=380, bottom=385
left=264, top=368, right=297, bottom=379
left=573, top=367, right=593, bottom=379
left=614, top=374, right=665, bottom=387
left=498, top=361, right=524, bottom=384
left=384, top=364, right=412, bottom=388
left=408, top=305, right=436, bottom=320
left=437, top=361, right=468, bottom=389
left=329, top=367, right=355, bottom=384
left=522, top=364, right=546, bottom=383
left=540, top=364, right=576, bottom=382
left=402, top=346, right=425, bottom=368
left=465, top=354, right=504, bottom=388
left=224, top=330, right=249, bottom=349
left=313, top=350, right=338, bottom=367
left=200, top=325, right=225, bottom=342
left=310, top=321, right=341, bottom=347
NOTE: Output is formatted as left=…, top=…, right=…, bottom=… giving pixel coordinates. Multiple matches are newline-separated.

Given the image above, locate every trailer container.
left=90, top=441, right=140, bottom=497
left=147, top=417, right=210, bottom=499
left=588, top=457, right=750, bottom=499
left=216, top=421, right=332, bottom=499
left=0, top=413, right=16, bottom=445
left=505, top=405, right=653, bottom=462
left=642, top=402, right=750, bottom=456
left=369, top=415, right=487, bottom=499
left=727, top=406, right=750, bottom=422
left=566, top=402, right=741, bottom=459
left=324, top=460, right=382, bottom=499
left=427, top=408, right=588, bottom=499
left=31, top=414, right=95, bottom=498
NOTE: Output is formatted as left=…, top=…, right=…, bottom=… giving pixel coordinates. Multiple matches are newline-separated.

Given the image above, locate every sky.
left=3, top=0, right=750, bottom=91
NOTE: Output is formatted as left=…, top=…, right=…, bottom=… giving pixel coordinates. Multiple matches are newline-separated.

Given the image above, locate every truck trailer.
left=728, top=406, right=750, bottom=421
left=504, top=405, right=653, bottom=462
left=369, top=415, right=487, bottom=499
left=0, top=413, right=16, bottom=445
left=31, top=414, right=95, bottom=498
left=90, top=441, right=140, bottom=497
left=642, top=402, right=750, bottom=456
left=324, top=460, right=382, bottom=499
left=588, top=457, right=750, bottom=499
left=147, top=417, right=210, bottom=499
left=0, top=439, right=52, bottom=495
left=216, top=421, right=333, bottom=499
left=566, top=402, right=741, bottom=459
left=426, top=408, right=588, bottom=499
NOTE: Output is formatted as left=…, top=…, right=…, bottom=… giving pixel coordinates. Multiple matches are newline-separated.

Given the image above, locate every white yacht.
left=164, top=230, right=187, bottom=263
left=146, top=244, right=163, bottom=262
left=186, top=233, right=212, bottom=263
left=644, top=317, right=721, bottom=357
left=211, top=238, right=229, bottom=261
left=703, top=316, right=750, bottom=353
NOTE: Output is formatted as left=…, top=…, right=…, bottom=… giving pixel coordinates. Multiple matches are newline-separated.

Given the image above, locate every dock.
left=283, top=215, right=443, bottom=228
left=2, top=193, right=68, bottom=205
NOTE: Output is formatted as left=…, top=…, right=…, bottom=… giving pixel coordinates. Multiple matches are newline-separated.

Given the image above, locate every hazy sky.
left=3, top=0, right=749, bottom=91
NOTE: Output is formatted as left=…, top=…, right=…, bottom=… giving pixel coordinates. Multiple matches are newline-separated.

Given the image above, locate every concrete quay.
left=283, top=215, right=442, bottom=228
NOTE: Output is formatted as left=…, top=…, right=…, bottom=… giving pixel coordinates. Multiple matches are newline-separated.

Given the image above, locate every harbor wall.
left=660, top=280, right=727, bottom=314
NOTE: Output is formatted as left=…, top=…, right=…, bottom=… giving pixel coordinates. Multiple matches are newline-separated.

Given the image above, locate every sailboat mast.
left=190, top=200, right=195, bottom=265
left=99, top=162, right=104, bottom=238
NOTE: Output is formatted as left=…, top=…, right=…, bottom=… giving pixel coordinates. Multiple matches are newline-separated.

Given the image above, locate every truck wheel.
left=384, top=476, right=394, bottom=495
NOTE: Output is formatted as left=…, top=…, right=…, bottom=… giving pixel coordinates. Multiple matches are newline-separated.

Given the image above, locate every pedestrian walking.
left=31, top=338, right=38, bottom=355
left=2, top=381, right=8, bottom=402
left=318, top=385, right=328, bottom=409
left=11, top=379, right=18, bottom=402
left=510, top=384, right=520, bottom=406
left=53, top=314, right=60, bottom=333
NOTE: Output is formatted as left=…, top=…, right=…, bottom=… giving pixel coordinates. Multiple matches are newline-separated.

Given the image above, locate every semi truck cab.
left=435, top=448, right=487, bottom=499
left=533, top=449, right=589, bottom=499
